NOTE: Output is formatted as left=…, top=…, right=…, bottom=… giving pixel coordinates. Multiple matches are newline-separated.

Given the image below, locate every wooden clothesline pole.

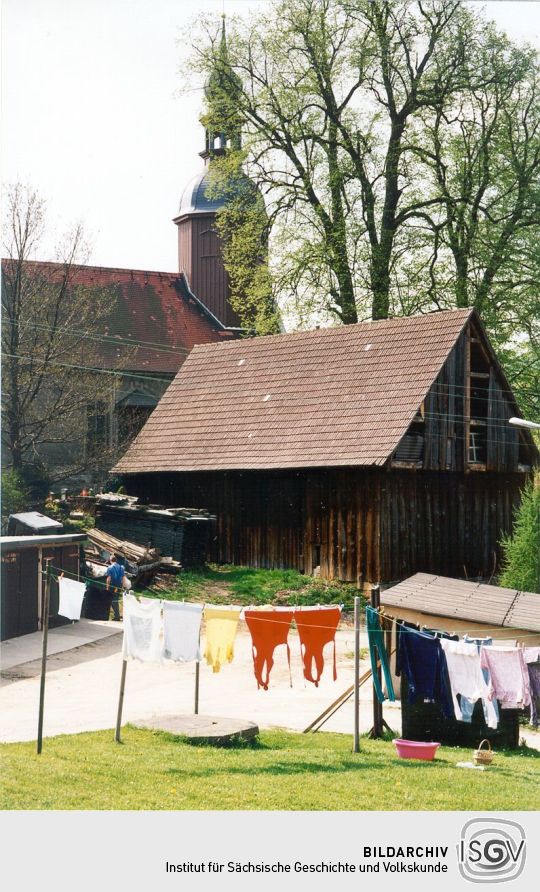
left=115, top=659, right=127, bottom=743
left=194, top=658, right=200, bottom=715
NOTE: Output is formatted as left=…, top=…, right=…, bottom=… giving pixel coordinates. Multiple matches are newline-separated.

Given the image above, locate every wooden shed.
left=1, top=533, right=86, bottom=640
left=114, top=308, right=537, bottom=585
left=379, top=573, right=540, bottom=748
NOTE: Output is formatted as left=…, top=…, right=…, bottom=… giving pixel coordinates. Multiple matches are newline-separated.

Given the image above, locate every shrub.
left=1, top=470, right=30, bottom=518
left=499, top=479, right=540, bottom=593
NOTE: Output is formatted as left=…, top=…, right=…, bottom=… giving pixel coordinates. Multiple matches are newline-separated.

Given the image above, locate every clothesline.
left=366, top=606, right=540, bottom=730
left=47, top=565, right=540, bottom=638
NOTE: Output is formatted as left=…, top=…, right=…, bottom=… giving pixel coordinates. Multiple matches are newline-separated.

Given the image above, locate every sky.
left=2, top=0, right=540, bottom=274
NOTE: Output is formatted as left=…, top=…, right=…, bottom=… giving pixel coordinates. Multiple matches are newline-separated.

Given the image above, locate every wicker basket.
left=473, top=739, right=494, bottom=766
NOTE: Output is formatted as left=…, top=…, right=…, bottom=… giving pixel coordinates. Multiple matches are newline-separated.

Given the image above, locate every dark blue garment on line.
left=397, top=625, right=454, bottom=719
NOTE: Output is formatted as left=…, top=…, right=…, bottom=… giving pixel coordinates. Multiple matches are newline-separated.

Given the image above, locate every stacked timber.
left=94, top=496, right=215, bottom=567
left=85, top=528, right=182, bottom=590
left=87, top=527, right=160, bottom=565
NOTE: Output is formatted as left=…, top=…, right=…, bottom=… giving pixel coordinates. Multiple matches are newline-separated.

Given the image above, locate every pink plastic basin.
left=393, top=738, right=441, bottom=761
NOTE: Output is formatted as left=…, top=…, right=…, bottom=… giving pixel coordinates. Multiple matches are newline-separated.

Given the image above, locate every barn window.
left=86, top=402, right=110, bottom=454
left=469, top=429, right=487, bottom=464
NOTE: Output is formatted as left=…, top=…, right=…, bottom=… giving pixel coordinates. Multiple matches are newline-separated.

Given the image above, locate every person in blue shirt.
left=105, top=554, right=125, bottom=621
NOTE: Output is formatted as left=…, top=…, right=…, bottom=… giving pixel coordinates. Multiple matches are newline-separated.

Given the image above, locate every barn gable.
left=392, top=315, right=536, bottom=473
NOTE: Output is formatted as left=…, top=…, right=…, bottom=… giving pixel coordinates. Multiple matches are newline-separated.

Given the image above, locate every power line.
left=3, top=351, right=536, bottom=446
left=1, top=352, right=173, bottom=385
left=3, top=318, right=190, bottom=357
left=3, top=324, right=536, bottom=404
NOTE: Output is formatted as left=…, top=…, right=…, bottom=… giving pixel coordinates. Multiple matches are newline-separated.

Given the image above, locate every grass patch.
left=1, top=728, right=538, bottom=811
left=144, top=564, right=364, bottom=610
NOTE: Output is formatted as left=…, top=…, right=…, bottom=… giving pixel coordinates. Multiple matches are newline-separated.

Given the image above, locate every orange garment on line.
left=295, top=606, right=341, bottom=687
left=244, top=609, right=294, bottom=690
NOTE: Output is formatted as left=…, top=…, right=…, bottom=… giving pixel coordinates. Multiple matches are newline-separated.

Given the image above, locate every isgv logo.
left=458, top=818, right=526, bottom=883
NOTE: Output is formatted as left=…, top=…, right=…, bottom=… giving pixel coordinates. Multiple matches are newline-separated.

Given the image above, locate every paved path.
left=1, top=619, right=119, bottom=671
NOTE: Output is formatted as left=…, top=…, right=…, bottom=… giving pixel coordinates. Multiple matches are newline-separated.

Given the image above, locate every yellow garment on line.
left=203, top=606, right=241, bottom=673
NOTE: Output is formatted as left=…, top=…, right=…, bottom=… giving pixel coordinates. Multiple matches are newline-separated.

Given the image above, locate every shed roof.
left=8, top=512, right=63, bottom=531
left=380, top=573, right=540, bottom=632
left=1, top=533, right=86, bottom=551
left=115, top=307, right=474, bottom=473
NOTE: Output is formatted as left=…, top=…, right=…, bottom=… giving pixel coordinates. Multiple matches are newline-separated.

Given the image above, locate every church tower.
left=174, top=18, right=246, bottom=328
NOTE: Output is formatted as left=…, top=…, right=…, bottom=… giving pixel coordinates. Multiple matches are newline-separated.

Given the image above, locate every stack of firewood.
left=85, top=527, right=181, bottom=588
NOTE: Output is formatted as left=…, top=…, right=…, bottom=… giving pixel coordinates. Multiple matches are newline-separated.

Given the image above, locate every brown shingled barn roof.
left=2, top=260, right=237, bottom=375
left=115, top=307, right=476, bottom=473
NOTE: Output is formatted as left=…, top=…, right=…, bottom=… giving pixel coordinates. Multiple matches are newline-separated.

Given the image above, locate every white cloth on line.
left=524, top=647, right=540, bottom=664
left=440, top=638, right=498, bottom=729
left=163, top=601, right=202, bottom=662
left=58, top=577, right=86, bottom=621
left=122, top=593, right=163, bottom=662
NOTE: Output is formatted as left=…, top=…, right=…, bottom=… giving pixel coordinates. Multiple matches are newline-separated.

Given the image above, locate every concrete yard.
left=0, top=619, right=396, bottom=743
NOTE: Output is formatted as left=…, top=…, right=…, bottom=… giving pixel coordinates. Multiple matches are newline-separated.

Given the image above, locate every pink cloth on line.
left=480, top=646, right=531, bottom=708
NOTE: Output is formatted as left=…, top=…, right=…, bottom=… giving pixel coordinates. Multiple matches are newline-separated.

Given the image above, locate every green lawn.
left=1, top=727, right=538, bottom=810
left=144, top=564, right=364, bottom=610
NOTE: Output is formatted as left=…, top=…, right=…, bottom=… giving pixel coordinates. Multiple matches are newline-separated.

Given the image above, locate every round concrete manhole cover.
left=133, top=714, right=259, bottom=745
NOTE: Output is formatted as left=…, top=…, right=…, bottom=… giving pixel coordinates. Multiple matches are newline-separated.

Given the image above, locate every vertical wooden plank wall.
left=423, top=330, right=466, bottom=471
left=487, top=370, right=520, bottom=471
left=129, top=467, right=526, bottom=584
left=379, top=470, right=525, bottom=582
left=177, top=214, right=241, bottom=328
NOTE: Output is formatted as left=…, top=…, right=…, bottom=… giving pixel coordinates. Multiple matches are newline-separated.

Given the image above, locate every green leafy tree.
left=499, top=479, right=540, bottom=593
left=186, top=0, right=540, bottom=410
left=0, top=470, right=30, bottom=519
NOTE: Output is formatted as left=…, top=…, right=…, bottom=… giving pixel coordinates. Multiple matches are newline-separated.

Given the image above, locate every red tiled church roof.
left=2, top=260, right=237, bottom=375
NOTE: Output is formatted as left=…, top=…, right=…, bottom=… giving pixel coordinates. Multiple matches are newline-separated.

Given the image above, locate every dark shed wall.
left=125, top=468, right=525, bottom=584
left=487, top=370, right=519, bottom=471
left=1, top=542, right=81, bottom=640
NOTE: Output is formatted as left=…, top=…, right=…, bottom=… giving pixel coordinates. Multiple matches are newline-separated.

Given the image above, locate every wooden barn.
left=114, top=308, right=537, bottom=585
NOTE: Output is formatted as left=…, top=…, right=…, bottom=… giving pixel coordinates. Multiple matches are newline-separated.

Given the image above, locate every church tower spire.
left=200, top=15, right=243, bottom=159
left=173, top=15, right=246, bottom=328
